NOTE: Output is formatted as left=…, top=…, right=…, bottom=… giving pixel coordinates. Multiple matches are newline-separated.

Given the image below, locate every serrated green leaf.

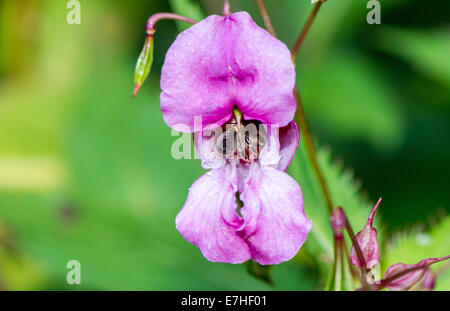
left=288, top=139, right=382, bottom=282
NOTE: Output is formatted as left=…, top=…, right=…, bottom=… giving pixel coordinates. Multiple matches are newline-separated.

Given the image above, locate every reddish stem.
left=146, top=12, right=196, bottom=34
left=224, top=0, right=230, bottom=16
left=255, top=0, right=276, bottom=37
left=294, top=89, right=334, bottom=214
left=340, top=209, right=370, bottom=289
left=291, top=1, right=324, bottom=60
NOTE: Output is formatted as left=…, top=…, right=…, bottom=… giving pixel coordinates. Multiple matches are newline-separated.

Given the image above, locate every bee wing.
left=215, top=130, right=236, bottom=157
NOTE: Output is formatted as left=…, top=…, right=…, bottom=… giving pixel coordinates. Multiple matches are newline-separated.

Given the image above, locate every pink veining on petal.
left=350, top=198, right=382, bottom=270
left=160, top=12, right=296, bottom=132
left=239, top=165, right=312, bottom=265
left=175, top=163, right=251, bottom=263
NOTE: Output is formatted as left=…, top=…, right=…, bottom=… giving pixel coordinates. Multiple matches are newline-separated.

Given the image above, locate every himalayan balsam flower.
left=160, top=12, right=312, bottom=265
left=350, top=200, right=450, bottom=290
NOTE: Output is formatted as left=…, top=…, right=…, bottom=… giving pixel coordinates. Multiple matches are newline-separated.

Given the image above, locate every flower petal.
left=160, top=12, right=296, bottom=132
left=239, top=166, right=312, bottom=265
left=381, top=256, right=450, bottom=291
left=175, top=164, right=251, bottom=263
left=161, top=15, right=233, bottom=132
left=277, top=121, right=300, bottom=171
left=231, top=12, right=296, bottom=127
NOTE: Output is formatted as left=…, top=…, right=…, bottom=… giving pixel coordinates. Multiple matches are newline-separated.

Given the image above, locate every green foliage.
left=244, top=260, right=274, bottom=286
left=300, top=50, right=406, bottom=151
left=0, top=0, right=448, bottom=291
left=169, top=0, right=205, bottom=31
left=375, top=27, right=450, bottom=89
left=288, top=141, right=381, bottom=283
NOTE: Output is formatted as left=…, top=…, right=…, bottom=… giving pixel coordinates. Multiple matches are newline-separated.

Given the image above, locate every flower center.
left=214, top=119, right=267, bottom=162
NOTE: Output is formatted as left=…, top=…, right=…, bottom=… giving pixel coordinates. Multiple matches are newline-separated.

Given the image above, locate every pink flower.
left=160, top=12, right=311, bottom=264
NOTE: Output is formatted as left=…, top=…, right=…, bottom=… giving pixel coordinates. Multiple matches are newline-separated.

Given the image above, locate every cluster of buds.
left=331, top=199, right=449, bottom=291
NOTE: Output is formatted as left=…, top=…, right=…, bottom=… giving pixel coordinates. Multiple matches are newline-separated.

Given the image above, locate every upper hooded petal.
left=175, top=164, right=251, bottom=263
left=160, top=12, right=296, bottom=132
left=239, top=165, right=312, bottom=265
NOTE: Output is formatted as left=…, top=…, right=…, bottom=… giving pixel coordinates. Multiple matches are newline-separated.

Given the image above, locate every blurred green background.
left=0, top=0, right=449, bottom=290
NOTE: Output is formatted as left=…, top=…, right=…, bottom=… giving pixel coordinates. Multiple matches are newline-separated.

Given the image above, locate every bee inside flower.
left=214, top=112, right=268, bottom=162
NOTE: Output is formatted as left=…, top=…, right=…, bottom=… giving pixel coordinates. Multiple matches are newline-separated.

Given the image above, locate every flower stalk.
left=291, top=1, right=325, bottom=61
left=132, top=13, right=196, bottom=97
left=291, top=0, right=333, bottom=214
left=255, top=0, right=276, bottom=37
left=224, top=0, right=230, bottom=16
left=294, top=89, right=334, bottom=214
